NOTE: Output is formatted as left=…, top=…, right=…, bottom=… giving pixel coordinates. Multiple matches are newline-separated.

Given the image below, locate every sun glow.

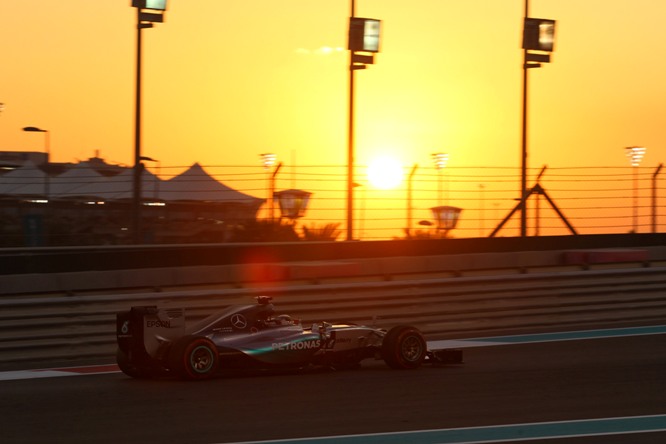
left=367, top=156, right=404, bottom=190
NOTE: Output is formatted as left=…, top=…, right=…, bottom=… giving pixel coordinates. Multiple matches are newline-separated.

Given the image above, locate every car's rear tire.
left=116, top=348, right=152, bottom=379
left=169, top=336, right=219, bottom=380
left=381, top=326, right=426, bottom=369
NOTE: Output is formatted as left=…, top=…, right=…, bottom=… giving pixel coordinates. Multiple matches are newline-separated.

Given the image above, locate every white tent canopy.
left=48, top=162, right=106, bottom=199
left=83, top=167, right=162, bottom=201
left=0, top=161, right=48, bottom=197
left=0, top=162, right=262, bottom=208
left=160, top=163, right=261, bottom=204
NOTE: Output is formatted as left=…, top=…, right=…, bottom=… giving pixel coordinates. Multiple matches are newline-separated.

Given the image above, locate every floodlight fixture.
left=523, top=18, right=556, bottom=52
left=261, top=153, right=277, bottom=170
left=132, top=0, right=167, bottom=11
left=431, top=153, right=449, bottom=170
left=348, top=18, right=381, bottom=53
left=625, top=146, right=646, bottom=167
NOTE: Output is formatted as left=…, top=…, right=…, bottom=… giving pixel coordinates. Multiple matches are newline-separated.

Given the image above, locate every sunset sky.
left=1, top=1, right=665, bottom=237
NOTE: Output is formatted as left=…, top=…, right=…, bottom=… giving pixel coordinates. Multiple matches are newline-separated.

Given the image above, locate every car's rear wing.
left=117, top=306, right=186, bottom=358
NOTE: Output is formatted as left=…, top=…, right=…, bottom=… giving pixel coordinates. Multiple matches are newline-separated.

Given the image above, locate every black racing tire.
left=381, top=326, right=427, bottom=370
left=116, top=348, right=153, bottom=379
left=168, top=336, right=219, bottom=380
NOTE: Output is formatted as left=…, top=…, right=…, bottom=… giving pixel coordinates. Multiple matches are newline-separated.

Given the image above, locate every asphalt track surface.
left=2, top=328, right=665, bottom=444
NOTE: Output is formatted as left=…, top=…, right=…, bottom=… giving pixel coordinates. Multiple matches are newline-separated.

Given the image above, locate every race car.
left=116, top=296, right=462, bottom=380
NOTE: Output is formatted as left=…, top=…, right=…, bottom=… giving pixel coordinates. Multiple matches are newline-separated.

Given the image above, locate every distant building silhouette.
left=0, top=151, right=263, bottom=246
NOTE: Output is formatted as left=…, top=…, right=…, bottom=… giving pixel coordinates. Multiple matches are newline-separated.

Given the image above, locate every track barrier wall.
left=2, top=234, right=666, bottom=368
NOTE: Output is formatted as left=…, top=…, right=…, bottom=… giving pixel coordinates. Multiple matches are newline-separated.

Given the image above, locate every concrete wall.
left=2, top=244, right=665, bottom=296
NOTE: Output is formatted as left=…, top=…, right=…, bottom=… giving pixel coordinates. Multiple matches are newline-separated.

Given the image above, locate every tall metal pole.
left=625, top=146, right=646, bottom=233
left=632, top=165, right=638, bottom=232
left=132, top=7, right=143, bottom=244
left=520, top=0, right=529, bottom=237
left=534, top=165, right=546, bottom=236
left=270, top=163, right=282, bottom=221
left=44, top=130, right=51, bottom=199
left=407, top=164, right=418, bottom=237
left=346, top=0, right=356, bottom=241
left=652, top=164, right=663, bottom=233
left=437, top=169, right=442, bottom=205
left=479, top=184, right=485, bottom=237
left=432, top=153, right=448, bottom=206
left=23, top=127, right=51, bottom=198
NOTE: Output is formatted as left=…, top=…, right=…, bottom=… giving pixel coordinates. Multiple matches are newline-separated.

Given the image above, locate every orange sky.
left=1, top=1, right=665, bottom=238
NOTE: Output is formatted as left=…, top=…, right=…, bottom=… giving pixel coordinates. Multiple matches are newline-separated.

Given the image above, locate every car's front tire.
left=381, top=326, right=426, bottom=369
left=169, top=336, right=219, bottom=380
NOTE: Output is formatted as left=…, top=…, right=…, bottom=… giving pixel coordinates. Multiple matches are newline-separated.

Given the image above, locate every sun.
left=367, top=156, right=404, bottom=190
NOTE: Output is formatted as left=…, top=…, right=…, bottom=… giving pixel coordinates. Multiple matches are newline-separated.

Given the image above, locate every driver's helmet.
left=271, top=314, right=293, bottom=326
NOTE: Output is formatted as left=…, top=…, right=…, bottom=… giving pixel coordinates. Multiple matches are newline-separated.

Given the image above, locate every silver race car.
left=116, top=296, right=462, bottom=380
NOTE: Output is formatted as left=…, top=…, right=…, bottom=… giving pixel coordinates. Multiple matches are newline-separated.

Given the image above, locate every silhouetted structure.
left=0, top=155, right=263, bottom=246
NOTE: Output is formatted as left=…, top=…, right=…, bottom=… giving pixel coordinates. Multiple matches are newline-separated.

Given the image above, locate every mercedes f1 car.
left=116, top=296, right=462, bottom=380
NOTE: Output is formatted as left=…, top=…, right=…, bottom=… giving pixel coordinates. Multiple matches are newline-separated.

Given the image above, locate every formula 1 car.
left=116, top=296, right=462, bottom=380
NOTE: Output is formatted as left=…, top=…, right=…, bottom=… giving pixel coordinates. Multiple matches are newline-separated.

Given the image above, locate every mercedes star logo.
left=231, top=314, right=248, bottom=329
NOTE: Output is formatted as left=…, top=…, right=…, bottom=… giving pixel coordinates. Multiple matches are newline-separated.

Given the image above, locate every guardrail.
left=3, top=233, right=666, bottom=276
left=2, top=245, right=665, bottom=296
left=2, top=261, right=666, bottom=369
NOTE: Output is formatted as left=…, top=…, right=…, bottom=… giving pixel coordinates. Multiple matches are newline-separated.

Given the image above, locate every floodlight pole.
left=432, top=153, right=448, bottom=206
left=626, top=146, right=647, bottom=232
left=132, top=6, right=144, bottom=244
left=632, top=163, right=638, bottom=231
left=346, top=1, right=379, bottom=240
left=270, top=163, right=283, bottom=222
left=346, top=0, right=356, bottom=241
left=520, top=0, right=530, bottom=238
left=492, top=2, right=555, bottom=237
left=131, top=2, right=165, bottom=244
left=406, top=164, right=418, bottom=237
left=22, top=126, right=51, bottom=198
left=653, top=163, right=663, bottom=233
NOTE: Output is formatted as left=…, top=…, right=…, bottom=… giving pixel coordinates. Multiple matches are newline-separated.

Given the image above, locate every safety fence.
left=1, top=164, right=665, bottom=245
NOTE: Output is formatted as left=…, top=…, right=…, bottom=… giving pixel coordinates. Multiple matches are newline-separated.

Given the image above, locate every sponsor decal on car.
left=146, top=320, right=171, bottom=328
left=272, top=339, right=321, bottom=351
